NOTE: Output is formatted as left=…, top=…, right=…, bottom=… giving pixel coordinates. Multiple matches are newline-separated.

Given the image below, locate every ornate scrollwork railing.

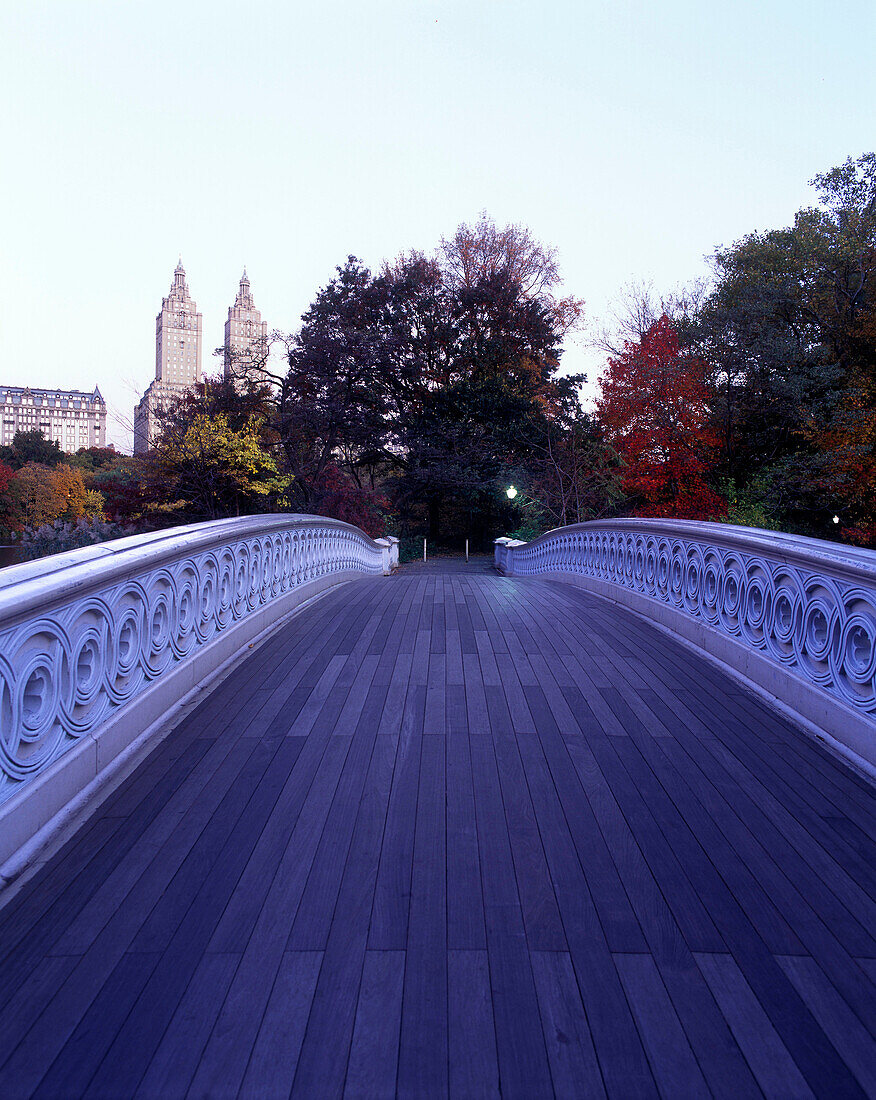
left=496, top=520, right=876, bottom=722
left=0, top=515, right=395, bottom=807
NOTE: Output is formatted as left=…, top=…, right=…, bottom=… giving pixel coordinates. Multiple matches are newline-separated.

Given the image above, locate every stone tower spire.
left=234, top=268, right=254, bottom=310
left=172, top=258, right=187, bottom=296
left=225, top=269, right=268, bottom=382
left=133, top=261, right=204, bottom=454
left=156, top=260, right=202, bottom=384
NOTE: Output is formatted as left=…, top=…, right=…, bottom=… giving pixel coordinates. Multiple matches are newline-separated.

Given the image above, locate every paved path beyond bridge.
left=0, top=563, right=874, bottom=1098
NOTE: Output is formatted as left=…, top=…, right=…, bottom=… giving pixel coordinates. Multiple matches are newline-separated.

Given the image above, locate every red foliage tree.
left=596, top=316, right=725, bottom=519
left=0, top=460, right=13, bottom=530
left=312, top=463, right=392, bottom=539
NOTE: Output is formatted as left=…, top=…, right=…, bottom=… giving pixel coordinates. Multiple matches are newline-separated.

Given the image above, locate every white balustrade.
left=496, top=520, right=876, bottom=762
left=0, top=515, right=396, bottom=810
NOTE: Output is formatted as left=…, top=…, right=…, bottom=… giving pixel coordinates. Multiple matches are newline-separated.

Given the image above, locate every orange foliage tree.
left=807, top=370, right=876, bottom=546
left=596, top=316, right=725, bottom=519
left=7, top=463, right=102, bottom=529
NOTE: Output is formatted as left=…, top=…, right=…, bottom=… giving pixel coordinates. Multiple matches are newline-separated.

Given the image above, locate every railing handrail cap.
left=511, top=518, right=876, bottom=585
left=0, top=514, right=383, bottom=628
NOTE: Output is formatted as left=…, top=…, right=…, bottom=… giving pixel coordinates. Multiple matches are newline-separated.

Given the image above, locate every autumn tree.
left=310, top=463, right=392, bottom=538
left=9, top=464, right=66, bottom=527
left=147, top=409, right=290, bottom=521
left=7, top=463, right=100, bottom=528
left=0, top=460, right=14, bottom=533
left=50, top=463, right=101, bottom=520
left=691, top=152, right=876, bottom=539
left=597, top=316, right=725, bottom=519
left=440, top=212, right=584, bottom=336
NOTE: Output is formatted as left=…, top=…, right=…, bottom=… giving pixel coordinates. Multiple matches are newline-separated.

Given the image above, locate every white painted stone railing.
left=496, top=520, right=876, bottom=769
left=0, top=515, right=397, bottom=872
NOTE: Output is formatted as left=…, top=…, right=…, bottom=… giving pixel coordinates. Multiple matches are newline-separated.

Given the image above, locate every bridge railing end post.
left=376, top=536, right=399, bottom=574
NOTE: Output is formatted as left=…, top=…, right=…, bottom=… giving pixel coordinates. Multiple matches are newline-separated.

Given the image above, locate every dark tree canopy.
left=0, top=430, right=64, bottom=470
left=274, top=220, right=587, bottom=543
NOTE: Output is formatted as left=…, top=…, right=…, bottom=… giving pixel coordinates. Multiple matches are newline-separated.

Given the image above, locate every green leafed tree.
left=145, top=379, right=291, bottom=521
left=0, top=430, right=64, bottom=471
left=690, top=152, right=876, bottom=541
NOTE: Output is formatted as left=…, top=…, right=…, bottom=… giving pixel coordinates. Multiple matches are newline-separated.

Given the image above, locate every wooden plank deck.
left=0, top=561, right=874, bottom=1098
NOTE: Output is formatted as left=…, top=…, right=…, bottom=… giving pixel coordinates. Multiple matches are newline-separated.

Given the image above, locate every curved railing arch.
left=0, top=515, right=397, bottom=872
left=496, top=520, right=876, bottom=768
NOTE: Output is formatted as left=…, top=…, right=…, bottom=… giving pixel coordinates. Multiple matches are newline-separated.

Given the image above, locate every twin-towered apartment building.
left=133, top=260, right=268, bottom=454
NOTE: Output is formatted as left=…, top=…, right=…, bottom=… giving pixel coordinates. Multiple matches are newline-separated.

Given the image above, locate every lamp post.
left=506, top=485, right=518, bottom=500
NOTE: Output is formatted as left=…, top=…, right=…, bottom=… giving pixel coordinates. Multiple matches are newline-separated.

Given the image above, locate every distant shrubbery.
left=18, top=516, right=137, bottom=560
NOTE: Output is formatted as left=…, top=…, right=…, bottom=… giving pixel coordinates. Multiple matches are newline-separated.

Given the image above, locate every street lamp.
left=833, top=515, right=840, bottom=525
left=506, top=485, right=518, bottom=500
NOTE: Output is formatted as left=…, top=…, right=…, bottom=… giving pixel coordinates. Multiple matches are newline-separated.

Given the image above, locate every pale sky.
left=2, top=0, right=874, bottom=451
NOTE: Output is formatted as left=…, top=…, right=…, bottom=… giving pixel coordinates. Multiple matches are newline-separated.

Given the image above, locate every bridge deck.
left=0, top=564, right=874, bottom=1098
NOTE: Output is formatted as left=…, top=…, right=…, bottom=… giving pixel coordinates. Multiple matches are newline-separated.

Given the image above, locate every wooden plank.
left=239, top=952, right=322, bottom=1100
left=695, top=952, right=816, bottom=1099
left=206, top=696, right=349, bottom=955
left=424, top=651, right=447, bottom=735
left=467, top=732, right=558, bottom=1096
left=448, top=949, right=500, bottom=1099
left=530, top=950, right=605, bottom=1098
left=636, top=714, right=876, bottom=1026
left=776, top=954, right=876, bottom=1097
left=494, top=654, right=537, bottom=733
left=134, top=952, right=239, bottom=1099
left=558, top=693, right=865, bottom=1094
left=2, top=569, right=874, bottom=1099
left=522, top=684, right=649, bottom=954
left=345, top=950, right=405, bottom=1100
left=491, top=734, right=566, bottom=951
left=128, top=736, right=285, bottom=955
left=188, top=733, right=355, bottom=1097
left=397, top=735, right=448, bottom=1096
left=446, top=728, right=486, bottom=951
left=482, top=903, right=554, bottom=1099
left=0, top=817, right=126, bottom=998
left=639, top=686, right=876, bottom=908
left=856, top=957, right=876, bottom=985
left=614, top=952, right=710, bottom=1099
left=32, top=951, right=159, bottom=1100
left=610, top=732, right=802, bottom=955
left=368, top=685, right=424, bottom=950
left=700, top=707, right=876, bottom=901
left=85, top=737, right=306, bottom=1095
left=513, top=723, right=658, bottom=1098
left=291, top=734, right=395, bottom=1095
left=649, top=731, right=876, bottom=958
left=0, top=956, right=78, bottom=1080
left=462, top=653, right=491, bottom=737
left=39, top=737, right=228, bottom=962
left=0, top=735, right=261, bottom=1089
left=286, top=684, right=387, bottom=951
left=566, top=691, right=729, bottom=954
left=615, top=665, right=876, bottom=938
